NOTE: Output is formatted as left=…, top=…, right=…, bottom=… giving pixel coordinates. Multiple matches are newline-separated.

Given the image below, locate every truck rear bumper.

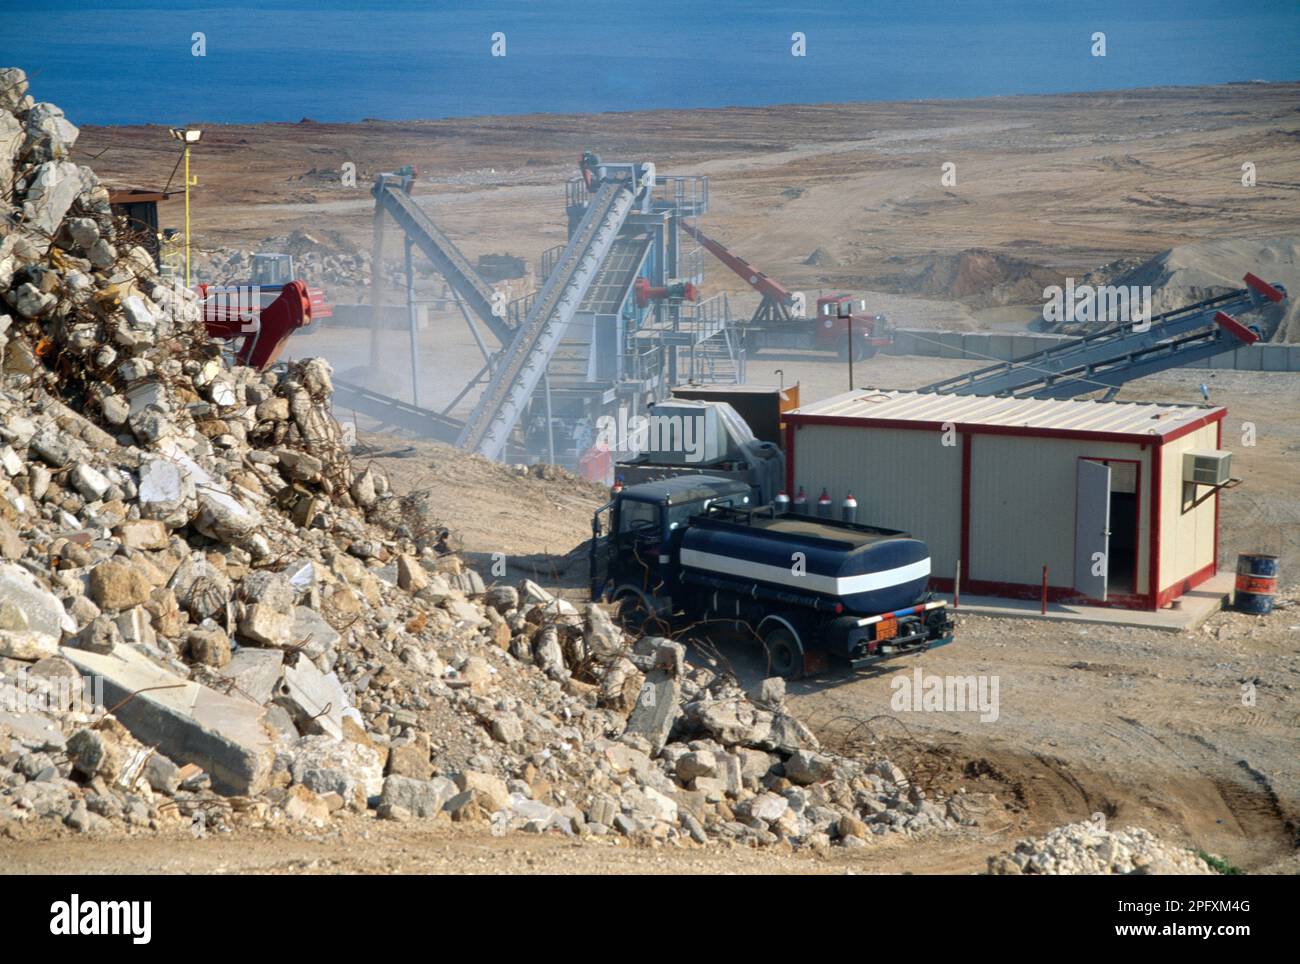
left=838, top=599, right=954, bottom=668
left=848, top=633, right=953, bottom=670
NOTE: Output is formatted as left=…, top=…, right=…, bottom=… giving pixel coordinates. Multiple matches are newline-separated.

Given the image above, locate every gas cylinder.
left=816, top=488, right=833, bottom=519
left=841, top=492, right=858, bottom=524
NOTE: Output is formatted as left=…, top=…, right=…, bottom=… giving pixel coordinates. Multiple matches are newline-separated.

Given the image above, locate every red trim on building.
left=1158, top=408, right=1228, bottom=445
left=1213, top=419, right=1222, bottom=574
left=928, top=576, right=1154, bottom=611
left=1155, top=560, right=1217, bottom=609
left=960, top=432, right=972, bottom=583
left=1149, top=440, right=1162, bottom=609
left=784, top=411, right=1226, bottom=447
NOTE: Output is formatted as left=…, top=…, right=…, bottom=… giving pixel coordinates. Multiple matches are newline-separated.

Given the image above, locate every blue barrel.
left=1235, top=553, right=1278, bottom=615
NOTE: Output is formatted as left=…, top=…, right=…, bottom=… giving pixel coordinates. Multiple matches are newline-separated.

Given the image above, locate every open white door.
left=1075, top=459, right=1111, bottom=600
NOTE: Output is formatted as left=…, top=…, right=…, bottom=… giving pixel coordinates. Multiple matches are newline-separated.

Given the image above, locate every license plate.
left=876, top=616, right=897, bottom=641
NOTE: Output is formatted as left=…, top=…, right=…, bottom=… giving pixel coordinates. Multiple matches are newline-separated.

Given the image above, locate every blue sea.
left=3, top=0, right=1298, bottom=125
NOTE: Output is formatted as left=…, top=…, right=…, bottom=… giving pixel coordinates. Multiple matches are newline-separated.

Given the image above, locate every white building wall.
left=967, top=434, right=1152, bottom=595
left=1160, top=423, right=1218, bottom=589
left=790, top=424, right=962, bottom=577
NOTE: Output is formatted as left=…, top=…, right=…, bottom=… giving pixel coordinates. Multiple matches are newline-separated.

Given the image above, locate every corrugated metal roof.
left=789, top=390, right=1223, bottom=438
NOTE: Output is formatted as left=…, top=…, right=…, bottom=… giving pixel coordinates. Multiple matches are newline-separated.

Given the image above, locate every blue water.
left=3, top=0, right=1297, bottom=125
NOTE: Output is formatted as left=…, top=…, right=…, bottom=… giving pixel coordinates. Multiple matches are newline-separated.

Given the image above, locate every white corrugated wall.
left=790, top=424, right=962, bottom=576
left=792, top=423, right=1156, bottom=597
left=967, top=433, right=1151, bottom=595
left=1160, top=424, right=1218, bottom=590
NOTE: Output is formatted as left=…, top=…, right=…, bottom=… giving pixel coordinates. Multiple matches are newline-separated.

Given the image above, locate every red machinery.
left=201, top=279, right=313, bottom=370
left=681, top=221, right=796, bottom=323
left=633, top=277, right=699, bottom=307
left=682, top=221, right=893, bottom=360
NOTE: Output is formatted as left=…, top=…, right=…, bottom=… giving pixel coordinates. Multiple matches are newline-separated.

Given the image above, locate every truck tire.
left=760, top=621, right=805, bottom=681
left=615, top=588, right=664, bottom=635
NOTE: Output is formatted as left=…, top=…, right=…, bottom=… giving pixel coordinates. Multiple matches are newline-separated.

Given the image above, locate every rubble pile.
left=0, top=70, right=957, bottom=848
left=988, top=822, right=1216, bottom=875
left=201, top=228, right=369, bottom=289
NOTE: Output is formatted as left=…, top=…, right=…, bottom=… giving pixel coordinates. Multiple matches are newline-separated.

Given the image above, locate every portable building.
left=784, top=390, right=1229, bottom=609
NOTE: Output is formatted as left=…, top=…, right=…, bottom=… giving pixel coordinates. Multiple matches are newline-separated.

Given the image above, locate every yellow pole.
left=183, top=144, right=192, bottom=287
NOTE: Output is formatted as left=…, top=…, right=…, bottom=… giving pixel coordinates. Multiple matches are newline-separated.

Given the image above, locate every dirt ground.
left=345, top=356, right=1300, bottom=875
left=0, top=816, right=1002, bottom=875
left=17, top=85, right=1293, bottom=875
left=79, top=82, right=1300, bottom=329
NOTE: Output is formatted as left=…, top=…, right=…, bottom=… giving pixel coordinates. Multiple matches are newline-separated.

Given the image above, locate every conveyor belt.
left=457, top=179, right=638, bottom=458
left=373, top=180, right=513, bottom=344
left=331, top=377, right=463, bottom=444
left=920, top=274, right=1285, bottom=399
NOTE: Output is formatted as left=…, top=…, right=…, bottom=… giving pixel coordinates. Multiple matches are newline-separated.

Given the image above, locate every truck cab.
left=813, top=294, right=892, bottom=360
left=590, top=475, right=752, bottom=608
left=590, top=474, right=953, bottom=678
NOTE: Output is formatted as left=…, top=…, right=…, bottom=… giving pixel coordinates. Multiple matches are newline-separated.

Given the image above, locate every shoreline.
left=77, top=80, right=1300, bottom=133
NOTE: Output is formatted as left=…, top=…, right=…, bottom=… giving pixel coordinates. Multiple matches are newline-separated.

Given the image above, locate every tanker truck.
left=589, top=475, right=953, bottom=679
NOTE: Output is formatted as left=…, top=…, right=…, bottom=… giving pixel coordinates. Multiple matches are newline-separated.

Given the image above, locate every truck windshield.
left=666, top=500, right=704, bottom=531
left=618, top=499, right=659, bottom=534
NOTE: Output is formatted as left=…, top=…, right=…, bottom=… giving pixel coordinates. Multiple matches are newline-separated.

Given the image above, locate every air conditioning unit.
left=1183, top=449, right=1232, bottom=486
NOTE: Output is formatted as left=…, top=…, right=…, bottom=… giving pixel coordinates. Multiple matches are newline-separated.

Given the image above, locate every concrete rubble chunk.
left=113, top=519, right=169, bottom=551
left=21, top=160, right=82, bottom=239
left=136, top=457, right=196, bottom=527
left=290, top=605, right=340, bottom=659
left=168, top=558, right=231, bottom=621
left=239, top=569, right=294, bottom=610
left=238, top=603, right=295, bottom=647
left=621, top=663, right=681, bottom=755
left=784, top=749, right=835, bottom=785
left=59, top=645, right=276, bottom=795
left=584, top=602, right=625, bottom=658
left=378, top=775, right=457, bottom=818
left=187, top=626, right=231, bottom=668
left=88, top=559, right=153, bottom=611
left=222, top=647, right=285, bottom=705
left=289, top=735, right=383, bottom=807
left=193, top=486, right=262, bottom=543
left=24, top=103, right=79, bottom=161
left=1, top=561, right=71, bottom=645
left=276, top=653, right=348, bottom=741
left=73, top=614, right=122, bottom=654
left=453, top=770, right=510, bottom=813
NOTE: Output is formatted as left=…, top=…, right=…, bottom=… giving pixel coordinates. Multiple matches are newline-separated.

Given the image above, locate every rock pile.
left=988, top=822, right=1216, bottom=875
left=200, top=228, right=370, bottom=289
left=0, top=70, right=956, bottom=849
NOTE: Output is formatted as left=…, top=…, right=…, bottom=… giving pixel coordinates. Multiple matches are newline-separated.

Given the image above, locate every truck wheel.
left=856, top=341, right=878, bottom=361
left=762, top=624, right=805, bottom=680
left=616, top=589, right=661, bottom=636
